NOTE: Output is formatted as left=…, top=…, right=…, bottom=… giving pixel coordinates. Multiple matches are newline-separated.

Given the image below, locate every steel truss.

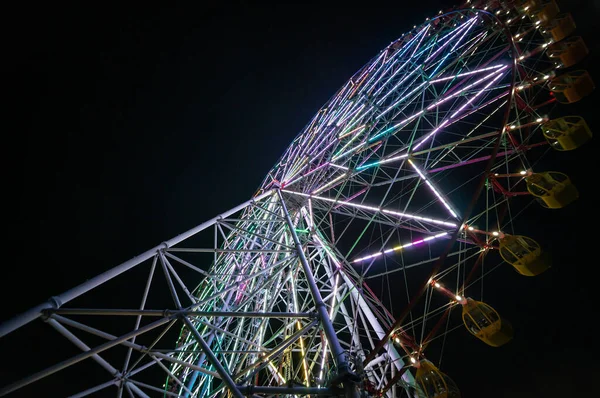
left=1, top=3, right=572, bottom=397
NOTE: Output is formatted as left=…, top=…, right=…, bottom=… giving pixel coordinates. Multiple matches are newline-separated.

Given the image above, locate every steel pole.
left=0, top=316, right=171, bottom=396
left=0, top=190, right=273, bottom=338
left=238, top=385, right=335, bottom=395
left=276, top=189, right=357, bottom=392
left=181, top=316, right=244, bottom=398
left=46, top=318, right=120, bottom=376
left=49, top=309, right=315, bottom=318
left=68, top=379, right=119, bottom=398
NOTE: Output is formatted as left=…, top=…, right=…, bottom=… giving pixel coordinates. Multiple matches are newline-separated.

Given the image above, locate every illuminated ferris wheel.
left=0, top=0, right=593, bottom=397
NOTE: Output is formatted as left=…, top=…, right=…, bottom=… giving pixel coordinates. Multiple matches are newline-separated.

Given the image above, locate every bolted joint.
left=49, top=296, right=63, bottom=309
left=41, top=296, right=63, bottom=321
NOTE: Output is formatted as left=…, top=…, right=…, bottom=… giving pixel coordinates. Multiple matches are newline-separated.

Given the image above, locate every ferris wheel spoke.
left=407, top=159, right=460, bottom=220
left=5, top=3, right=591, bottom=396
left=284, top=189, right=457, bottom=230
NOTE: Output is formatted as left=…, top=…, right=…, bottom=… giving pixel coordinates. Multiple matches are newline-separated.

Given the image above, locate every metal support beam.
left=276, top=189, right=358, bottom=397
left=234, top=319, right=319, bottom=380
left=238, top=385, right=336, bottom=395
left=52, top=314, right=219, bottom=379
left=69, top=379, right=118, bottom=398
left=0, top=316, right=172, bottom=396
left=48, top=309, right=316, bottom=318
left=47, top=318, right=120, bottom=377
left=181, top=316, right=244, bottom=398
left=0, top=190, right=274, bottom=339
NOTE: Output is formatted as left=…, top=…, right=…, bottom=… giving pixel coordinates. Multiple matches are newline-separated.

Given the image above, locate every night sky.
left=3, top=1, right=599, bottom=396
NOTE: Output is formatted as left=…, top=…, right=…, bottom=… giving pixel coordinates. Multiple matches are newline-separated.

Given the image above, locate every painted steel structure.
left=0, top=1, right=591, bottom=397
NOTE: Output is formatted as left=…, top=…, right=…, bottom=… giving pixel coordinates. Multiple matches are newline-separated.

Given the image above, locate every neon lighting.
left=370, top=26, right=431, bottom=97
left=427, top=65, right=507, bottom=111
left=329, top=163, right=349, bottom=171
left=333, top=127, right=363, bottom=155
left=337, top=104, right=365, bottom=127
left=365, top=55, right=404, bottom=94
left=423, top=16, right=476, bottom=68
left=426, top=66, right=508, bottom=111
left=290, top=273, right=309, bottom=386
left=352, top=232, right=449, bottom=263
left=318, top=273, right=339, bottom=382
left=376, top=81, right=428, bottom=120
left=375, top=61, right=423, bottom=105
left=313, top=173, right=346, bottom=195
left=338, top=124, right=365, bottom=139
left=368, top=65, right=507, bottom=145
left=285, top=156, right=309, bottom=181
left=408, top=159, right=459, bottom=219
left=309, top=135, right=339, bottom=162
left=373, top=32, right=436, bottom=99
left=355, top=153, right=409, bottom=171
left=448, top=71, right=505, bottom=119
left=358, top=51, right=393, bottom=94
left=356, top=50, right=387, bottom=88
left=410, top=24, right=431, bottom=58
left=327, top=100, right=354, bottom=127
left=284, top=161, right=329, bottom=187
left=412, top=68, right=507, bottom=151
left=268, top=362, right=286, bottom=383
left=342, top=105, right=372, bottom=134
left=331, top=141, right=366, bottom=161
left=369, top=109, right=424, bottom=142
left=282, top=189, right=457, bottom=228
left=429, top=64, right=504, bottom=83
left=428, top=17, right=477, bottom=77
left=412, top=120, right=450, bottom=151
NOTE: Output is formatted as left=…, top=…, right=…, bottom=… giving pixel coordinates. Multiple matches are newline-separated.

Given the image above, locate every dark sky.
left=3, top=1, right=599, bottom=397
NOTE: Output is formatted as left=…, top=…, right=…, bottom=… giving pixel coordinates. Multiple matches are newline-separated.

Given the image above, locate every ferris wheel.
left=0, top=0, right=593, bottom=397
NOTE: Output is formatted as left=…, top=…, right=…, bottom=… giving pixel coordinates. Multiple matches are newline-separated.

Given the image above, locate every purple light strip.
left=371, top=26, right=432, bottom=98
left=426, top=65, right=508, bottom=111
left=410, top=24, right=431, bottom=58
left=337, top=104, right=365, bottom=127
left=449, top=70, right=506, bottom=118
left=412, top=68, right=507, bottom=151
left=424, top=16, right=477, bottom=64
left=371, top=66, right=508, bottom=145
left=376, top=60, right=424, bottom=104
left=326, top=100, right=355, bottom=127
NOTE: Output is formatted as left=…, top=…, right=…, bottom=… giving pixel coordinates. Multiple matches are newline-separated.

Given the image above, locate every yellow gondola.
left=462, top=299, right=513, bottom=347
left=547, top=36, right=589, bottom=68
left=415, top=360, right=461, bottom=398
left=528, top=0, right=559, bottom=24
left=526, top=171, right=578, bottom=208
left=499, top=235, right=549, bottom=276
left=542, top=12, right=576, bottom=43
left=543, top=116, right=592, bottom=151
left=550, top=70, right=595, bottom=104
